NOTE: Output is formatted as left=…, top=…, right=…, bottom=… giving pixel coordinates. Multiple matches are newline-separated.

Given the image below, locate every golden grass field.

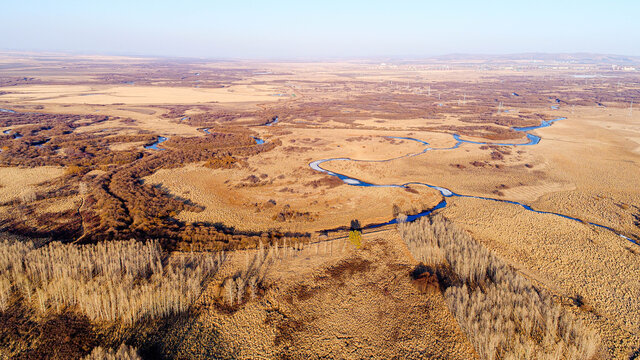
left=0, top=166, right=65, bottom=204
left=0, top=53, right=639, bottom=358
left=0, top=84, right=281, bottom=105
left=170, top=230, right=478, bottom=359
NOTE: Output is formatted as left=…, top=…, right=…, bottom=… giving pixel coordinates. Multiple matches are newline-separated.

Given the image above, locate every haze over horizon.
left=2, top=0, right=640, bottom=59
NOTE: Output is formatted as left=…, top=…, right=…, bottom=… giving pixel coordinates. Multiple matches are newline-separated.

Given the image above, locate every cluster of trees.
left=273, top=204, right=316, bottom=222
left=0, top=111, right=94, bottom=128
left=268, top=92, right=555, bottom=141
left=220, top=241, right=272, bottom=307
left=304, top=175, right=343, bottom=189
left=95, top=64, right=249, bottom=87
left=203, top=154, right=239, bottom=169
left=220, top=238, right=343, bottom=308
left=399, top=215, right=600, bottom=359
left=180, top=111, right=246, bottom=125
left=437, top=124, right=525, bottom=141
left=459, top=112, right=548, bottom=128
left=547, top=88, right=640, bottom=107
left=0, top=239, right=225, bottom=324
left=0, top=169, right=84, bottom=239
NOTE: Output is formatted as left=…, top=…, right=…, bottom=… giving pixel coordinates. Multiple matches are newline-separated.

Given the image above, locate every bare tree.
left=83, top=343, right=141, bottom=360
left=399, top=215, right=600, bottom=359
left=0, top=239, right=225, bottom=324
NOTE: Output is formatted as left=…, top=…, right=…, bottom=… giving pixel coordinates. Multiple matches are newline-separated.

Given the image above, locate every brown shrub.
left=65, top=165, right=89, bottom=176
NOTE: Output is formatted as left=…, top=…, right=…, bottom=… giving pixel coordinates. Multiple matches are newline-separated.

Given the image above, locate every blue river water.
left=144, top=136, right=168, bottom=150
left=3, top=129, right=22, bottom=139
left=264, top=116, right=279, bottom=126
left=309, top=118, right=637, bottom=243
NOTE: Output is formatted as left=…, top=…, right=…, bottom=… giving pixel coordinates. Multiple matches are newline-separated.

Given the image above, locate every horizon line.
left=1, top=49, right=640, bottom=63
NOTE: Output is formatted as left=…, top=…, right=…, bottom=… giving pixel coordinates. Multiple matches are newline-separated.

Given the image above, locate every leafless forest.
left=399, top=215, right=600, bottom=359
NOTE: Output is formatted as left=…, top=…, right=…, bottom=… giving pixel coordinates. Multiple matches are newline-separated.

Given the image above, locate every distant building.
left=612, top=65, right=637, bottom=71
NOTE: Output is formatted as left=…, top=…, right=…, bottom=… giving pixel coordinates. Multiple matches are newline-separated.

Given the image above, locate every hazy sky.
left=2, top=0, right=639, bottom=59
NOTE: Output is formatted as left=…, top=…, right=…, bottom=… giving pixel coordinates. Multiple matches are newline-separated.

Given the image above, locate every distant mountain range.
left=429, top=53, right=640, bottom=64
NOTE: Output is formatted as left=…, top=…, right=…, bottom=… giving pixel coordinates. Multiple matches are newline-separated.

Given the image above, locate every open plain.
left=0, top=53, right=639, bottom=359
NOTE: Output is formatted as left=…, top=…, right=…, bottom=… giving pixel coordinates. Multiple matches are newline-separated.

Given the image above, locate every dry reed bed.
left=0, top=239, right=225, bottom=324
left=83, top=343, right=141, bottom=360
left=398, top=214, right=600, bottom=360
left=220, top=238, right=341, bottom=306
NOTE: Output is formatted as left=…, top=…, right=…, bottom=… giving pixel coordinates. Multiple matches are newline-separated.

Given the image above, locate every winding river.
left=309, top=118, right=637, bottom=244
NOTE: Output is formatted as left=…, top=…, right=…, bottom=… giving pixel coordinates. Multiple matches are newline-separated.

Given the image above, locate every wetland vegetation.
left=0, top=53, right=638, bottom=358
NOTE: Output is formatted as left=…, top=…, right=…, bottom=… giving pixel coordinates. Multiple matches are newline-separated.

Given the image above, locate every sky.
left=1, top=0, right=639, bottom=59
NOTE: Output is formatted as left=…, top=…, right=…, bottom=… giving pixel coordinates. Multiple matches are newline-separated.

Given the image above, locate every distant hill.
left=430, top=52, right=640, bottom=64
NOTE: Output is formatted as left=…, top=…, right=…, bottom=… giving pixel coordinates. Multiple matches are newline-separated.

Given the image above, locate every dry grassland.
left=442, top=198, right=640, bottom=358
left=1, top=84, right=282, bottom=105
left=0, top=54, right=639, bottom=358
left=166, top=230, right=477, bottom=359
left=0, top=166, right=65, bottom=203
